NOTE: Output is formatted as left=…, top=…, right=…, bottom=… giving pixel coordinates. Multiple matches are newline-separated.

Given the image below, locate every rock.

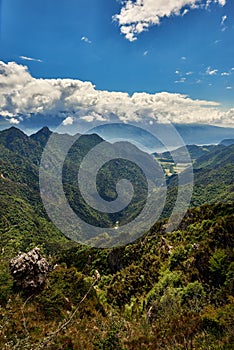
left=10, top=248, right=50, bottom=291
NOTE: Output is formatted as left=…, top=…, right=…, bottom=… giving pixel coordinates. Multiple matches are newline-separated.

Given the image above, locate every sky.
left=0, top=0, right=234, bottom=130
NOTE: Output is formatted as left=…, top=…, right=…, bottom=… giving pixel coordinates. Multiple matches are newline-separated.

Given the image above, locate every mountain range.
left=0, top=125, right=233, bottom=239
left=91, top=123, right=234, bottom=152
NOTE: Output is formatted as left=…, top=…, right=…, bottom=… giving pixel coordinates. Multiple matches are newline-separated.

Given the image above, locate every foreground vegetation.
left=0, top=202, right=233, bottom=349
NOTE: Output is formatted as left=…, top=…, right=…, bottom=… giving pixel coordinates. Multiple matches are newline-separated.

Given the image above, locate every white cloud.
left=186, top=71, right=193, bottom=76
left=175, top=77, right=186, bottom=83
left=81, top=36, right=92, bottom=44
left=62, top=116, right=74, bottom=125
left=0, top=61, right=233, bottom=126
left=218, top=0, right=226, bottom=5
left=221, top=72, right=230, bottom=76
left=19, top=56, right=43, bottom=63
left=113, top=0, right=227, bottom=41
left=181, top=56, right=187, bottom=60
left=182, top=9, right=189, bottom=16
left=8, top=117, right=20, bottom=124
left=143, top=50, right=149, bottom=56
left=221, top=15, right=228, bottom=31
left=206, top=66, right=218, bottom=75
left=226, top=86, right=232, bottom=90
left=221, top=15, right=227, bottom=25
left=218, top=108, right=234, bottom=125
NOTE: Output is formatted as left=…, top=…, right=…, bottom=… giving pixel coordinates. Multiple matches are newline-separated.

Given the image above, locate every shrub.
left=35, top=265, right=101, bottom=319
left=181, top=281, right=206, bottom=312
left=0, top=264, right=13, bottom=304
left=169, top=246, right=188, bottom=269
left=209, top=249, right=228, bottom=286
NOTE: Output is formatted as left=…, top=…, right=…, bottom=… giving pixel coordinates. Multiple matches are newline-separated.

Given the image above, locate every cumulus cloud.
left=113, top=0, right=226, bottom=41
left=206, top=66, right=218, bottom=75
left=220, top=68, right=234, bottom=76
left=218, top=0, right=226, bottom=5
left=8, top=117, right=20, bottom=124
left=62, top=116, right=74, bottom=125
left=0, top=61, right=233, bottom=126
left=218, top=108, right=234, bottom=125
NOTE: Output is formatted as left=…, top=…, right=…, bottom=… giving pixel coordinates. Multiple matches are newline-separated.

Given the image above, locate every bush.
left=209, top=249, right=228, bottom=286
left=0, top=264, right=13, bottom=304
left=169, top=246, right=188, bottom=269
left=35, top=265, right=101, bottom=319
left=181, top=281, right=206, bottom=312
left=223, top=262, right=234, bottom=297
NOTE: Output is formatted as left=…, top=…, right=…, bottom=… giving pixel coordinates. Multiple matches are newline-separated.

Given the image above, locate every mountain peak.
left=8, top=126, right=20, bottom=131
left=0, top=126, right=28, bottom=142
left=30, top=126, right=52, bottom=148
left=33, top=126, right=52, bottom=136
left=40, top=126, right=51, bottom=133
left=4, top=126, right=26, bottom=135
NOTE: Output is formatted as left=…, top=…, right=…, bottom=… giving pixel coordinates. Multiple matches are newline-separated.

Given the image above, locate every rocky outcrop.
left=10, top=248, right=50, bottom=291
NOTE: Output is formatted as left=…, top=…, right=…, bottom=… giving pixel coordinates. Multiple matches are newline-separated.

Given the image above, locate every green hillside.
left=161, top=143, right=234, bottom=218
left=154, top=144, right=220, bottom=163
left=0, top=126, right=233, bottom=349
left=0, top=202, right=233, bottom=349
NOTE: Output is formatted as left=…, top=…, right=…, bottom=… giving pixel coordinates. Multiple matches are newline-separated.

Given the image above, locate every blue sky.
left=0, top=0, right=234, bottom=129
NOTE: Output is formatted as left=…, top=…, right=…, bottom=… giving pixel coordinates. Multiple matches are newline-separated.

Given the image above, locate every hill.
left=193, top=144, right=234, bottom=169
left=154, top=143, right=234, bottom=219
left=220, top=139, right=234, bottom=146
left=153, top=144, right=220, bottom=163
left=0, top=127, right=152, bottom=246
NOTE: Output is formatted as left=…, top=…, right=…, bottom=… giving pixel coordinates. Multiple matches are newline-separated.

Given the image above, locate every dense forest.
left=0, top=127, right=233, bottom=349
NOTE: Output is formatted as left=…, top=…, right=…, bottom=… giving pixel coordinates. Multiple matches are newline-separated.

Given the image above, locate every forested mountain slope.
left=0, top=126, right=233, bottom=349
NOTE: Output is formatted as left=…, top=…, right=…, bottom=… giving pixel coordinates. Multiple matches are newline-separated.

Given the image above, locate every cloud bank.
left=113, top=0, right=226, bottom=42
left=0, top=61, right=233, bottom=126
